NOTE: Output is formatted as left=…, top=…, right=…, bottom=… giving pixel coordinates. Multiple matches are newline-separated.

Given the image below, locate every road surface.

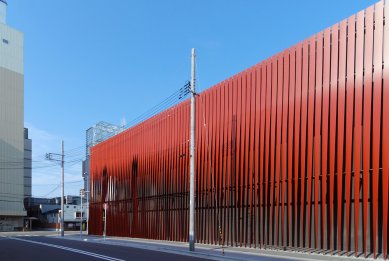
left=0, top=234, right=209, bottom=261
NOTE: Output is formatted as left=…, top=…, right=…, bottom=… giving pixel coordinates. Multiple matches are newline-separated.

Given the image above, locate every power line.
left=123, top=82, right=190, bottom=130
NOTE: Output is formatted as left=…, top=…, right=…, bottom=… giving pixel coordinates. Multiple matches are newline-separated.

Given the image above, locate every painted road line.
left=10, top=237, right=125, bottom=261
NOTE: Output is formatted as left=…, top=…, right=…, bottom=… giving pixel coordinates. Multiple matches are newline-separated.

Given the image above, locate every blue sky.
left=6, top=0, right=377, bottom=197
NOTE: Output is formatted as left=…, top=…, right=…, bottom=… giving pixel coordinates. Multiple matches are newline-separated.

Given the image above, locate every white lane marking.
left=10, top=237, right=125, bottom=261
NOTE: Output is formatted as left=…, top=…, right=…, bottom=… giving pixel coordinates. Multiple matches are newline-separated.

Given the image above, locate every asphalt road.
left=0, top=235, right=209, bottom=261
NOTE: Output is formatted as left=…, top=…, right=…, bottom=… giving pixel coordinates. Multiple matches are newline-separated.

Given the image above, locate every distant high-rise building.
left=0, top=0, right=26, bottom=231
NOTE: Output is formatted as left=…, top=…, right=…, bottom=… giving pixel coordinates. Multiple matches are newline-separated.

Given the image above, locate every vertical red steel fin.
left=281, top=51, right=290, bottom=248
left=321, top=27, right=331, bottom=251
left=382, top=1, right=389, bottom=259
left=254, top=64, right=261, bottom=248
left=371, top=1, right=383, bottom=259
left=314, top=32, right=323, bottom=250
left=275, top=54, right=283, bottom=246
left=344, top=14, right=356, bottom=254
left=294, top=43, right=302, bottom=247
left=300, top=40, right=309, bottom=248
left=269, top=58, right=277, bottom=246
left=244, top=72, right=251, bottom=247
left=306, top=36, right=316, bottom=249
left=264, top=61, right=272, bottom=247
left=362, top=6, right=374, bottom=257
left=260, top=62, right=267, bottom=247
left=354, top=9, right=365, bottom=256
left=329, top=23, right=339, bottom=252
left=248, top=68, right=256, bottom=247
left=287, top=48, right=296, bottom=247
left=337, top=19, right=347, bottom=255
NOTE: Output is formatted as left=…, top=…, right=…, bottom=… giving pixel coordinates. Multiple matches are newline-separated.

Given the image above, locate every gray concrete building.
left=0, top=0, right=26, bottom=230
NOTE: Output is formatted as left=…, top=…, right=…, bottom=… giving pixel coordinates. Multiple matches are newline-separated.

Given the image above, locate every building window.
left=2, top=39, right=9, bottom=44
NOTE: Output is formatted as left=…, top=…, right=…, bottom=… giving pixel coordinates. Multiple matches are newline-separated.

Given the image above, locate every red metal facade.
left=90, top=1, right=389, bottom=258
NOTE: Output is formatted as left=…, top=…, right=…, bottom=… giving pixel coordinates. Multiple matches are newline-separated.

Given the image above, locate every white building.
left=57, top=204, right=86, bottom=229
left=0, top=0, right=26, bottom=230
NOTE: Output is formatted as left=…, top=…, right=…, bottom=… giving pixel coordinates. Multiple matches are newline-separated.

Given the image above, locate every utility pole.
left=46, top=140, right=65, bottom=237
left=80, top=189, right=84, bottom=237
left=189, top=48, right=196, bottom=251
left=61, top=140, right=64, bottom=237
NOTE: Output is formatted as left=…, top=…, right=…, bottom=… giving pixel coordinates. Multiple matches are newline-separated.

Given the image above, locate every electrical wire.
left=123, top=82, right=190, bottom=130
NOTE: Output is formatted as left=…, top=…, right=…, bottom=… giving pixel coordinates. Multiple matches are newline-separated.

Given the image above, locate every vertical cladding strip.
left=225, top=80, right=232, bottom=245
left=249, top=69, right=256, bottom=247
left=281, top=51, right=290, bottom=247
left=344, top=14, right=356, bottom=254
left=254, top=65, right=261, bottom=247
left=206, top=91, right=212, bottom=244
left=275, top=54, right=283, bottom=246
left=247, top=71, right=253, bottom=246
left=287, top=49, right=296, bottom=247
left=382, top=1, right=389, bottom=259
left=259, top=63, right=267, bottom=247
left=337, top=19, right=347, bottom=254
left=363, top=6, right=374, bottom=257
left=329, top=23, right=339, bottom=251
left=371, top=2, right=383, bottom=258
left=210, top=88, right=216, bottom=244
left=199, top=94, right=205, bottom=243
left=236, top=75, right=243, bottom=246
left=354, top=10, right=365, bottom=256
left=216, top=86, right=223, bottom=246
left=208, top=89, right=214, bottom=244
left=306, top=36, right=316, bottom=249
left=314, top=32, right=323, bottom=250
left=265, top=61, right=272, bottom=246
left=243, top=73, right=250, bottom=247
left=269, top=58, right=277, bottom=246
left=294, top=43, right=302, bottom=247
left=322, top=28, right=331, bottom=251
left=221, top=82, right=228, bottom=246
left=247, top=70, right=255, bottom=247
left=232, top=76, right=238, bottom=246
left=300, top=40, right=309, bottom=247
left=203, top=93, right=209, bottom=243
left=217, top=86, right=222, bottom=245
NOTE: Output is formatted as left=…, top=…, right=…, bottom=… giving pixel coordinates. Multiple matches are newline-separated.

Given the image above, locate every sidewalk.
left=58, top=233, right=378, bottom=261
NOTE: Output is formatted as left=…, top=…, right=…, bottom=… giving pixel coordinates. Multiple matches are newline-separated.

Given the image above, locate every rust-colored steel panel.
left=314, top=32, right=323, bottom=250
left=328, top=23, right=338, bottom=251
left=344, top=14, right=355, bottom=254
left=383, top=2, right=389, bottom=259
left=275, top=54, right=283, bottom=247
left=281, top=51, right=289, bottom=248
left=306, top=36, right=316, bottom=249
left=287, top=48, right=295, bottom=247
left=322, top=27, right=331, bottom=251
left=300, top=40, right=309, bottom=248
left=354, top=9, right=365, bottom=256
left=89, top=1, right=388, bottom=258
left=294, top=43, right=302, bottom=247
left=371, top=2, right=383, bottom=258
left=337, top=19, right=347, bottom=255
left=362, top=6, right=374, bottom=257
left=269, top=58, right=277, bottom=246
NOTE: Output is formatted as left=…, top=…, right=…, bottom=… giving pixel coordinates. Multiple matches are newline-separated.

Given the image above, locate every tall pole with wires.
left=60, top=140, right=65, bottom=237
left=189, top=48, right=196, bottom=251
left=45, top=140, right=65, bottom=237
